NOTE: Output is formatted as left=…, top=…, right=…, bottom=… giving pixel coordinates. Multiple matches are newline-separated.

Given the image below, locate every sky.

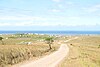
left=0, top=0, right=100, bottom=31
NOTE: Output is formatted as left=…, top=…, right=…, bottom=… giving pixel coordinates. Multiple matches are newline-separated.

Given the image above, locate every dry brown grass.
left=59, top=35, right=100, bottom=67
left=0, top=44, right=45, bottom=67
left=0, top=34, right=60, bottom=67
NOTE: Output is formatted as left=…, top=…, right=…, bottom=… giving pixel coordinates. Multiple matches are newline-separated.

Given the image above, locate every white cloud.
left=0, top=22, right=61, bottom=27
left=0, top=22, right=30, bottom=26
left=50, top=9, right=61, bottom=12
left=0, top=14, right=94, bottom=27
left=58, top=4, right=63, bottom=8
left=95, top=4, right=100, bottom=8
left=0, top=23, right=11, bottom=26
left=52, top=0, right=62, bottom=2
left=83, top=4, right=100, bottom=13
left=66, top=2, right=73, bottom=5
left=0, top=15, right=49, bottom=26
left=0, top=15, right=46, bottom=21
left=83, top=8, right=98, bottom=13
left=14, top=22, right=33, bottom=26
left=69, top=16, right=80, bottom=20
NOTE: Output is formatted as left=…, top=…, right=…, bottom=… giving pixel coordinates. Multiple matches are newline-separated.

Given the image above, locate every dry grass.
left=0, top=34, right=59, bottom=67
left=0, top=44, right=55, bottom=67
left=59, top=35, right=100, bottom=67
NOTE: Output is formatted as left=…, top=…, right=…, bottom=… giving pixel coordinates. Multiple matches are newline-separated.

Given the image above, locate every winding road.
left=13, top=37, right=78, bottom=67
left=15, top=44, right=68, bottom=67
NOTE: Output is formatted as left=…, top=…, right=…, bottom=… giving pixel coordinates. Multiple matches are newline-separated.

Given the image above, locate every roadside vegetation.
left=45, top=37, right=54, bottom=50
left=0, top=33, right=60, bottom=67
left=0, top=37, right=4, bottom=45
left=59, top=35, right=100, bottom=67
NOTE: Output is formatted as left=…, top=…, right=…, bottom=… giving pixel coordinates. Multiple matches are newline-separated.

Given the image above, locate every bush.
left=98, top=45, right=100, bottom=48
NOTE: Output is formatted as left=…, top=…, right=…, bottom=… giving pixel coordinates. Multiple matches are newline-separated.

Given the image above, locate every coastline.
left=0, top=31, right=100, bottom=35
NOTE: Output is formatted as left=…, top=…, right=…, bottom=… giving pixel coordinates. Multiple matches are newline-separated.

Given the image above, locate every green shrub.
left=98, top=45, right=100, bottom=48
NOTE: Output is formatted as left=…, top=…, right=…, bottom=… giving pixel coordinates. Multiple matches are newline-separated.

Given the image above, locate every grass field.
left=0, top=34, right=60, bottom=67
left=1, top=34, right=99, bottom=67
left=59, top=35, right=100, bottom=67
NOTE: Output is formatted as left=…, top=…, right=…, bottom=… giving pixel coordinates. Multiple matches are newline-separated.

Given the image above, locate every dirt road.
left=13, top=44, right=68, bottom=67
left=13, top=37, right=78, bottom=67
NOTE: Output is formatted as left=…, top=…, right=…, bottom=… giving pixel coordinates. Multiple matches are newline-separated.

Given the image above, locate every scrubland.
left=1, top=33, right=99, bottom=67
left=0, top=34, right=60, bottom=67
left=59, top=35, right=100, bottom=67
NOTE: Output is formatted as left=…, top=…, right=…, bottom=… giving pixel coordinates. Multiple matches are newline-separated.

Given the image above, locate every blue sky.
left=0, top=0, right=100, bottom=31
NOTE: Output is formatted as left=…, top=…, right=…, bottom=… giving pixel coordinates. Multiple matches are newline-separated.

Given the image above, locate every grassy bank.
left=0, top=34, right=60, bottom=67
left=0, top=45, right=44, bottom=66
left=59, top=35, right=100, bottom=67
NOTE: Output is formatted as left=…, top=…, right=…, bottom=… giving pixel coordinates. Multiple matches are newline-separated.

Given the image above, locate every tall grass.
left=0, top=34, right=60, bottom=67
left=0, top=44, right=55, bottom=67
left=0, top=45, right=48, bottom=67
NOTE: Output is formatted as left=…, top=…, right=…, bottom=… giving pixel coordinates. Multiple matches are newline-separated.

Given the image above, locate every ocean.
left=0, top=31, right=100, bottom=35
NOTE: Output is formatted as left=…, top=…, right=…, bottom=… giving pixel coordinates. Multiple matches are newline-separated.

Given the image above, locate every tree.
left=98, top=44, right=100, bottom=48
left=45, top=37, right=54, bottom=49
left=0, top=37, right=4, bottom=45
